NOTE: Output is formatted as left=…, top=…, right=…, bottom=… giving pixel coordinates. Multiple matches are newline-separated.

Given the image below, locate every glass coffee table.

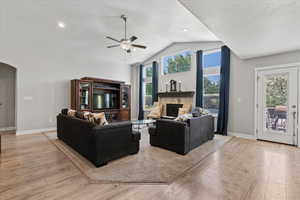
left=131, top=119, right=156, bottom=132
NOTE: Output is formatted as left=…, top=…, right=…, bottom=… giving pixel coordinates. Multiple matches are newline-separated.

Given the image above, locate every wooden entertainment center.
left=71, top=77, right=131, bottom=121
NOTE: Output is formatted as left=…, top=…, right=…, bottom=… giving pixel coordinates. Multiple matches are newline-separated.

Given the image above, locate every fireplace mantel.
left=158, top=91, right=195, bottom=98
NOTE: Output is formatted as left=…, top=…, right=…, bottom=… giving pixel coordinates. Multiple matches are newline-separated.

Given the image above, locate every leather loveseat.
left=148, top=115, right=214, bottom=155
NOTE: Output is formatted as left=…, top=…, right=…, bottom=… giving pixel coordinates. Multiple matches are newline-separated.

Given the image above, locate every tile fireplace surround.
left=158, top=91, right=195, bottom=116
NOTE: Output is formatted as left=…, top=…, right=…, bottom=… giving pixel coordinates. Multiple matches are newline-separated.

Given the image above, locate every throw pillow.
left=148, top=106, right=161, bottom=117
left=62, top=108, right=69, bottom=115
left=182, top=104, right=192, bottom=112
left=192, top=107, right=209, bottom=117
left=175, top=113, right=193, bottom=122
left=83, top=111, right=92, bottom=120
left=178, top=107, right=189, bottom=116
left=75, top=111, right=85, bottom=119
left=92, top=112, right=109, bottom=126
left=67, top=109, right=76, bottom=117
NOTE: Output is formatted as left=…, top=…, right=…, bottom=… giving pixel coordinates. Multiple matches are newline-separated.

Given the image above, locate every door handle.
left=292, top=110, right=297, bottom=145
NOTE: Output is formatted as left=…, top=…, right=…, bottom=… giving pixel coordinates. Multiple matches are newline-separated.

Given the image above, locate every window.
left=162, top=50, right=192, bottom=75
left=143, top=65, right=153, bottom=109
left=203, top=50, right=221, bottom=114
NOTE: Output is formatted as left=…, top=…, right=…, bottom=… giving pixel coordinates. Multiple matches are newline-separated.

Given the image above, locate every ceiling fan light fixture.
left=105, top=14, right=146, bottom=53
left=120, top=40, right=131, bottom=51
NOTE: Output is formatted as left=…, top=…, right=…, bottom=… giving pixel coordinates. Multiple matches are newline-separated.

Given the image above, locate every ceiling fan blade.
left=107, top=44, right=120, bottom=48
left=105, top=36, right=120, bottom=43
left=129, top=36, right=138, bottom=42
left=132, top=44, right=147, bottom=49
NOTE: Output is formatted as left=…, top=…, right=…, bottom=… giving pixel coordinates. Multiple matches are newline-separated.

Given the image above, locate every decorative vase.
left=178, top=81, right=182, bottom=92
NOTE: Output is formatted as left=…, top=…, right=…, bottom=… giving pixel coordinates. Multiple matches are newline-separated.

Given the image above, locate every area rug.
left=44, top=129, right=232, bottom=184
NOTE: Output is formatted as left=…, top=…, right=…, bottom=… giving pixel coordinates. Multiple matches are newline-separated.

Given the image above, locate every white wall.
left=229, top=50, right=300, bottom=136
left=0, top=56, right=130, bottom=133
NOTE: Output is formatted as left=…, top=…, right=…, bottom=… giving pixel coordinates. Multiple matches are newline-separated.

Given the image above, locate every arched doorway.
left=0, top=62, right=16, bottom=133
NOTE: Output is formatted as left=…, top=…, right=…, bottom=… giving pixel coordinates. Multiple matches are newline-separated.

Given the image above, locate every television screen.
left=93, top=91, right=117, bottom=109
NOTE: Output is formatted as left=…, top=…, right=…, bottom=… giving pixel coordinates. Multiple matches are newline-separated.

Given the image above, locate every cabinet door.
left=78, top=81, right=92, bottom=110
left=121, top=85, right=131, bottom=109
left=120, top=110, right=130, bottom=121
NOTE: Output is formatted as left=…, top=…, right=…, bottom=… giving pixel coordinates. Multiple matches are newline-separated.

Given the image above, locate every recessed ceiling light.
left=183, top=28, right=188, bottom=32
left=58, top=22, right=66, bottom=28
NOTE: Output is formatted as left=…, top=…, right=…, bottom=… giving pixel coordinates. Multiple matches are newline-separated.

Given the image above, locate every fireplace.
left=166, top=104, right=183, bottom=117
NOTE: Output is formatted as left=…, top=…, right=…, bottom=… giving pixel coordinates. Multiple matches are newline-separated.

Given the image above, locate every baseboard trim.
left=0, top=127, right=16, bottom=131
left=228, top=132, right=256, bottom=140
left=16, top=127, right=56, bottom=135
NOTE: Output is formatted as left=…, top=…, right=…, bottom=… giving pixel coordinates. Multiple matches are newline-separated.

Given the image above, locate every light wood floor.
left=1, top=132, right=300, bottom=200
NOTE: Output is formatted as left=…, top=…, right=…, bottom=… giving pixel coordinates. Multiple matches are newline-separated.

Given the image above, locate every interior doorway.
left=255, top=64, right=299, bottom=146
left=0, top=62, right=16, bottom=132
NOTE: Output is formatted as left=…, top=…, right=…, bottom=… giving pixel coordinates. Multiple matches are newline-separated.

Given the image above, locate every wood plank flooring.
left=1, top=132, right=300, bottom=200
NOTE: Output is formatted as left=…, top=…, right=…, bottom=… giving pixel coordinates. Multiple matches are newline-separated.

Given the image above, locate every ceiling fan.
left=106, top=15, right=147, bottom=53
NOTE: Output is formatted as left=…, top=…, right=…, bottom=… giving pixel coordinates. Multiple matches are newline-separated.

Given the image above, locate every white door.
left=256, top=67, right=298, bottom=145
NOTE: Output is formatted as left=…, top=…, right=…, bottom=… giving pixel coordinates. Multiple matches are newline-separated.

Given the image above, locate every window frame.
left=202, top=49, right=221, bottom=115
left=160, top=49, right=193, bottom=75
left=143, top=64, right=153, bottom=110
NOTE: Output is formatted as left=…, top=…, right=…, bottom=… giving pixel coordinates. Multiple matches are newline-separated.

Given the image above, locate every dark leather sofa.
left=148, top=115, right=214, bottom=155
left=57, top=112, right=140, bottom=167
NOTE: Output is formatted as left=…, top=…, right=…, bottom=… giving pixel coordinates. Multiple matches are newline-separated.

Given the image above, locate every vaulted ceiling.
left=179, top=0, right=300, bottom=59
left=0, top=0, right=218, bottom=65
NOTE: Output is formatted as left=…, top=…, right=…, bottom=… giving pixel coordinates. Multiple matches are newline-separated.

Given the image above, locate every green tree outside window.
left=266, top=75, right=287, bottom=107
left=204, top=76, right=220, bottom=94
left=164, top=51, right=192, bottom=74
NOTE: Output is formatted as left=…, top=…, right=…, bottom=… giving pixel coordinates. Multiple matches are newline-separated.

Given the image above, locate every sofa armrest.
left=91, top=122, right=133, bottom=164
left=188, top=115, right=214, bottom=149
left=132, top=130, right=141, bottom=141
left=56, top=114, right=96, bottom=161
left=156, top=119, right=190, bottom=154
left=148, top=125, right=157, bottom=136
